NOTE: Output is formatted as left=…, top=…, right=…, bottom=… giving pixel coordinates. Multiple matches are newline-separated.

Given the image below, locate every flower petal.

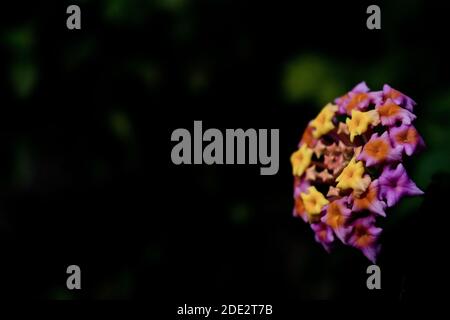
left=379, top=163, right=424, bottom=207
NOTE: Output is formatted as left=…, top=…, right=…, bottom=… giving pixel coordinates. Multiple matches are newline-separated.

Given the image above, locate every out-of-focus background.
left=1, top=0, right=449, bottom=301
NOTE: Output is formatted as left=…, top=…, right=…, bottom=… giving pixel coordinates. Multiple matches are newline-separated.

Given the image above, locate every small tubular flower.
left=376, top=99, right=416, bottom=126
left=335, top=81, right=382, bottom=115
left=357, top=132, right=402, bottom=166
left=378, top=163, right=424, bottom=207
left=336, top=158, right=369, bottom=194
left=290, top=144, right=313, bottom=177
left=351, top=179, right=386, bottom=217
left=346, top=109, right=380, bottom=142
left=293, top=177, right=310, bottom=222
left=300, top=125, right=317, bottom=148
left=383, top=84, right=416, bottom=111
left=311, top=222, right=334, bottom=252
left=321, top=196, right=352, bottom=242
left=389, top=124, right=425, bottom=156
left=310, top=103, right=338, bottom=138
left=347, top=215, right=382, bottom=263
left=300, top=186, right=329, bottom=221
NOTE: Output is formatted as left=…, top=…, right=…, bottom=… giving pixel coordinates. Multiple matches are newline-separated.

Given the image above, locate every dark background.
left=1, top=0, right=449, bottom=303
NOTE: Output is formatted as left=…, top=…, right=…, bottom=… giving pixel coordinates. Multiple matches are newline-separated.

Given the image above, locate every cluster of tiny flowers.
left=290, top=82, right=425, bottom=263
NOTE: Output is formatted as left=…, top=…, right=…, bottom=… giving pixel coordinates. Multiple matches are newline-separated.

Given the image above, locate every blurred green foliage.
left=4, top=26, right=38, bottom=98
left=415, top=91, right=450, bottom=188
left=229, top=203, right=253, bottom=225
left=10, top=61, right=37, bottom=99
left=13, top=141, right=33, bottom=189
left=283, top=54, right=344, bottom=107
left=4, top=25, right=35, bottom=53
left=93, top=270, right=135, bottom=299
left=49, top=287, right=75, bottom=300
left=109, top=110, right=134, bottom=143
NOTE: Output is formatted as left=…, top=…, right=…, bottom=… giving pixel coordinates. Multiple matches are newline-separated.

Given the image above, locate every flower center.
left=346, top=169, right=354, bottom=178
left=355, top=225, right=367, bottom=237
left=378, top=102, right=400, bottom=117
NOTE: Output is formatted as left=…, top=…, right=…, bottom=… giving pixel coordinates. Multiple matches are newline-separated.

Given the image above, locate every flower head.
left=291, top=83, right=425, bottom=263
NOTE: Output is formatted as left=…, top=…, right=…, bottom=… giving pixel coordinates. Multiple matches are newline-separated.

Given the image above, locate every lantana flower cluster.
left=290, top=82, right=425, bottom=262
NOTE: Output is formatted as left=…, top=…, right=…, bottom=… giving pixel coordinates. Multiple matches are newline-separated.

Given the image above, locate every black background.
left=1, top=0, right=449, bottom=307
